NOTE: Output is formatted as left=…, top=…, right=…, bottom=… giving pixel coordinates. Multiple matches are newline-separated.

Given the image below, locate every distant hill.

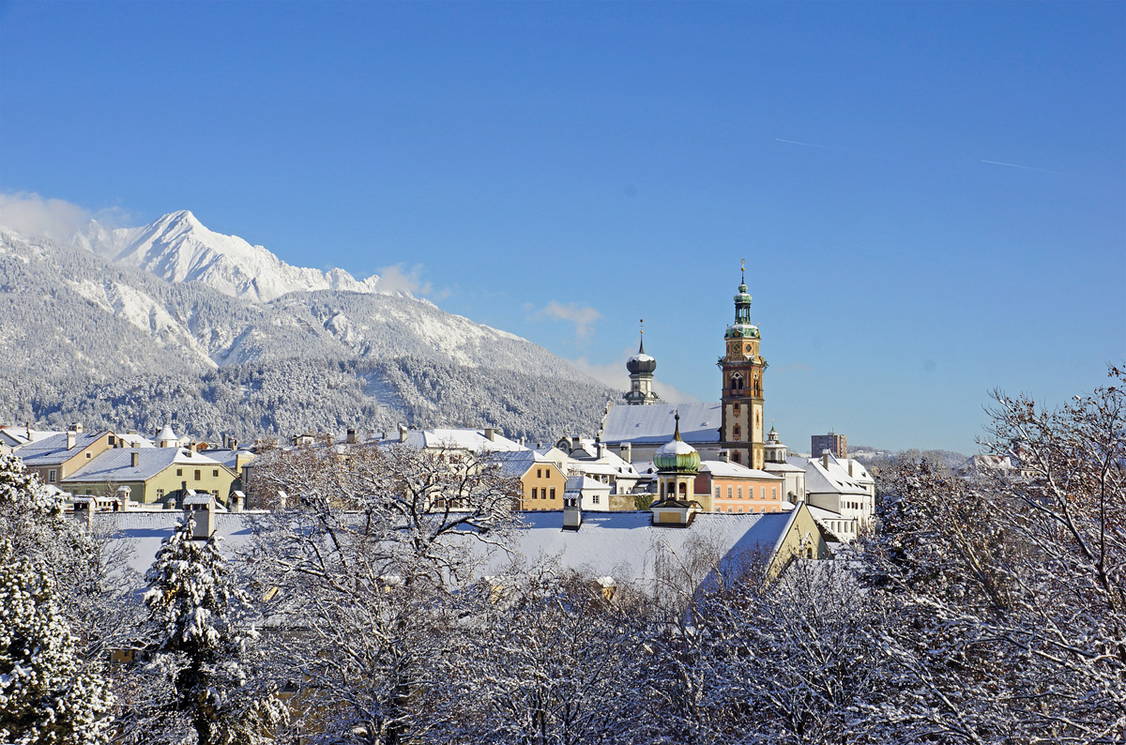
left=848, top=445, right=968, bottom=472
left=0, top=213, right=614, bottom=442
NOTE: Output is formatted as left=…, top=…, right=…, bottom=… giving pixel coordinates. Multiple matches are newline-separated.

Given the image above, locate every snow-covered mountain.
left=78, top=210, right=383, bottom=303
left=0, top=219, right=614, bottom=441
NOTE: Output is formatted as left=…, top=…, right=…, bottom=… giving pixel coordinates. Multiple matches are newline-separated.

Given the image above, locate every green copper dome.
left=653, top=414, right=700, bottom=473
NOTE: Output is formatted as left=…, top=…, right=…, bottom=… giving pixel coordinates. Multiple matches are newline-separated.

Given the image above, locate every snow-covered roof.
left=600, top=402, right=721, bottom=445
left=806, top=504, right=843, bottom=521
left=479, top=511, right=800, bottom=587
left=791, top=454, right=873, bottom=496
left=656, top=439, right=698, bottom=457
left=93, top=511, right=259, bottom=576
left=567, top=460, right=638, bottom=477
left=564, top=475, right=611, bottom=493
left=116, top=432, right=155, bottom=448
left=699, top=461, right=782, bottom=480
left=401, top=428, right=527, bottom=454
left=156, top=424, right=177, bottom=443
left=201, top=448, right=256, bottom=471
left=15, top=431, right=104, bottom=466
left=488, top=450, right=556, bottom=478
left=96, top=508, right=811, bottom=595
left=0, top=426, right=58, bottom=448
left=761, top=459, right=806, bottom=473
left=63, top=448, right=227, bottom=483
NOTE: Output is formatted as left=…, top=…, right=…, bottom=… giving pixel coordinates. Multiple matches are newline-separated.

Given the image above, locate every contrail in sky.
left=980, top=159, right=1058, bottom=174
left=775, top=137, right=827, bottom=149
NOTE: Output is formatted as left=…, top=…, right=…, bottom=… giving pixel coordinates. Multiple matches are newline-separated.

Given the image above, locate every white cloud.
left=0, top=192, right=130, bottom=243
left=570, top=354, right=702, bottom=404
left=375, top=263, right=435, bottom=297
left=538, top=301, right=601, bottom=340
left=0, top=192, right=90, bottom=243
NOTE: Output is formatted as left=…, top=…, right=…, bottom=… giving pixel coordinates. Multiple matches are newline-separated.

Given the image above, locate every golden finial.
left=740, top=257, right=746, bottom=283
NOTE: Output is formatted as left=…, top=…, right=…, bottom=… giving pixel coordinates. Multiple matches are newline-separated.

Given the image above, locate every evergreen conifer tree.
left=142, top=516, right=285, bottom=745
left=0, top=538, right=114, bottom=745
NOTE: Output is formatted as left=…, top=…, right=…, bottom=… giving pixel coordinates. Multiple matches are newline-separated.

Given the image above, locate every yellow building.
left=492, top=450, right=568, bottom=510
left=62, top=447, right=237, bottom=506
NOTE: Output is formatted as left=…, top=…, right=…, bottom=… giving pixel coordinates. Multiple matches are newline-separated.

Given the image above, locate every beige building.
left=62, top=447, right=237, bottom=506
left=15, top=426, right=115, bottom=485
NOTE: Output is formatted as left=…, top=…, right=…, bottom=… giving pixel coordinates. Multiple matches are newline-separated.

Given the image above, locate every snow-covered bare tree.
left=247, top=442, right=520, bottom=744
left=131, top=517, right=285, bottom=745
left=859, top=365, right=1126, bottom=744
left=0, top=537, right=114, bottom=745
left=428, top=567, right=651, bottom=745
left=691, top=558, right=890, bottom=745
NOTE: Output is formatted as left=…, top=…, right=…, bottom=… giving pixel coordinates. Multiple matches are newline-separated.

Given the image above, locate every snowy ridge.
left=79, top=210, right=383, bottom=303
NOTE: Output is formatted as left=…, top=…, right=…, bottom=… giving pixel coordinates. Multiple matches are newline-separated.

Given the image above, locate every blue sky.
left=1, top=1, right=1123, bottom=452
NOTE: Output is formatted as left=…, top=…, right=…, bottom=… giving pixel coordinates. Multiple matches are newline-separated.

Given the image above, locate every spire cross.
left=638, top=319, right=646, bottom=354
left=740, top=257, right=746, bottom=284
left=673, top=410, right=681, bottom=441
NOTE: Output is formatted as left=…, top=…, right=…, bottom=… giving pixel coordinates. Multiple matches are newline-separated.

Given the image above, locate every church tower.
left=623, top=320, right=660, bottom=405
left=717, top=262, right=766, bottom=469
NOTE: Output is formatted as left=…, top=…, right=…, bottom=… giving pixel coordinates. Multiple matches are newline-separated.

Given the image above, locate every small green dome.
left=653, top=413, right=700, bottom=473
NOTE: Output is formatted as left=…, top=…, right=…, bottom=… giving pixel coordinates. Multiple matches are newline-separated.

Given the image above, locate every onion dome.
left=653, top=413, right=700, bottom=473
left=626, top=333, right=657, bottom=375
left=725, top=262, right=760, bottom=339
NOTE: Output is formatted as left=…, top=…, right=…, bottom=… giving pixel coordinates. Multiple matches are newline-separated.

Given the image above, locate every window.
left=592, top=494, right=600, bottom=505
left=727, top=486, right=733, bottom=499
left=86, top=452, right=92, bottom=459
left=48, top=469, right=57, bottom=483
left=737, top=486, right=743, bottom=499
left=108, top=435, right=116, bottom=446
left=176, top=469, right=182, bottom=477
left=549, top=488, right=556, bottom=499
left=714, top=486, right=720, bottom=498
left=772, top=487, right=777, bottom=498
left=212, top=469, right=218, bottom=478
left=194, top=470, right=201, bottom=481
left=733, top=403, right=740, bottom=414
left=156, top=489, right=164, bottom=499
left=531, top=488, right=538, bottom=499
left=733, top=425, right=741, bottom=439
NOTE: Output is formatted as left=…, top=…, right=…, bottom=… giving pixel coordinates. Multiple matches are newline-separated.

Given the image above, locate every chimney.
left=346, top=428, right=357, bottom=444
left=116, top=485, right=131, bottom=510
left=483, top=428, right=496, bottom=441
left=821, top=450, right=831, bottom=469
left=130, top=451, right=140, bottom=468
left=595, top=438, right=603, bottom=459
left=847, top=459, right=854, bottom=477
left=619, top=442, right=632, bottom=463
left=230, top=490, right=245, bottom=513
left=570, top=436, right=580, bottom=451
left=70, top=422, right=84, bottom=433
left=719, top=449, right=732, bottom=463
left=66, top=430, right=76, bottom=449
left=183, top=491, right=216, bottom=540
left=72, top=496, right=95, bottom=530
left=25, top=421, right=31, bottom=440
left=563, top=501, right=582, bottom=531
left=398, top=424, right=408, bottom=443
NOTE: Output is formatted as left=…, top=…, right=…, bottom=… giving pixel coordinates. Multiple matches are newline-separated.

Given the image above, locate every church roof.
left=600, top=402, right=721, bottom=445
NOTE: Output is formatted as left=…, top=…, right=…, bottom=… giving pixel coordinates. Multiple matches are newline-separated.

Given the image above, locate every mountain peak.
left=81, top=209, right=384, bottom=303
